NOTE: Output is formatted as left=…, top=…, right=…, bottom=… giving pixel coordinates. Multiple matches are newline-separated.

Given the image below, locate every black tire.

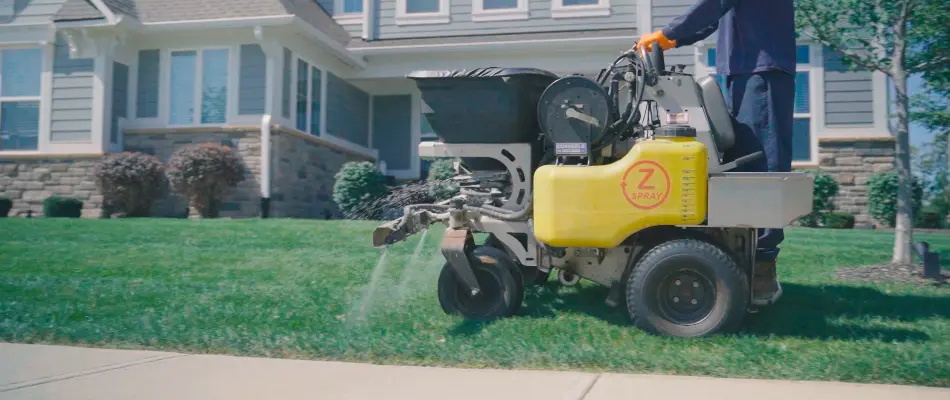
left=471, top=245, right=525, bottom=316
left=625, top=238, right=748, bottom=338
left=484, top=234, right=549, bottom=286
left=437, top=246, right=524, bottom=320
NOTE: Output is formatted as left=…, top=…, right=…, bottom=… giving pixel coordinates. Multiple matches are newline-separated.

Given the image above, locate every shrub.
left=0, top=197, right=11, bottom=217
left=43, top=196, right=83, bottom=218
left=332, top=161, right=388, bottom=219
left=94, top=152, right=167, bottom=217
left=166, top=143, right=246, bottom=218
left=868, top=170, right=923, bottom=227
left=823, top=212, right=855, bottom=229
left=916, top=208, right=944, bottom=229
left=798, top=169, right=838, bottom=227
left=426, top=159, right=459, bottom=202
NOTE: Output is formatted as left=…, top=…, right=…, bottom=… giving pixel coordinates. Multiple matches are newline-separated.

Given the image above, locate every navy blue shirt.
left=660, top=0, right=796, bottom=76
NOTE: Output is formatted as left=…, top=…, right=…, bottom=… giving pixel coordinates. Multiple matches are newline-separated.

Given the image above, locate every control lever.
left=650, top=42, right=666, bottom=73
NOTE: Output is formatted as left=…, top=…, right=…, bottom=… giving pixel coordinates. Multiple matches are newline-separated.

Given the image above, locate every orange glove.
left=634, top=30, right=677, bottom=52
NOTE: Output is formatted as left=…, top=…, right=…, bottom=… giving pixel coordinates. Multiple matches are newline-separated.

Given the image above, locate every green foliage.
left=332, top=161, right=388, bottom=219
left=0, top=197, right=11, bottom=217
left=823, top=212, right=856, bottom=229
left=426, top=159, right=459, bottom=202
left=912, top=130, right=948, bottom=199
left=94, top=152, right=167, bottom=217
left=915, top=208, right=945, bottom=229
left=166, top=143, right=246, bottom=218
left=868, top=170, right=924, bottom=227
left=798, top=170, right=839, bottom=227
left=43, top=197, right=83, bottom=218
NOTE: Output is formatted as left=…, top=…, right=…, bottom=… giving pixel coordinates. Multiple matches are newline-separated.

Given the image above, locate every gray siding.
left=823, top=47, right=873, bottom=126
left=0, top=0, right=68, bottom=25
left=136, top=49, right=159, bottom=118
left=377, top=0, right=636, bottom=39
left=50, top=33, right=93, bottom=143
left=111, top=62, right=129, bottom=143
left=327, top=73, right=370, bottom=147
left=238, top=44, right=266, bottom=115
left=372, top=94, right=411, bottom=170
left=651, top=0, right=697, bottom=73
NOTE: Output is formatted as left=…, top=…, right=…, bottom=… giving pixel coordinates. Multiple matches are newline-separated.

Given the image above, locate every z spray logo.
left=620, top=160, right=671, bottom=210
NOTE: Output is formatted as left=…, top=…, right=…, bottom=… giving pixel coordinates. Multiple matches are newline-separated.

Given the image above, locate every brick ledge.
left=0, top=153, right=104, bottom=160
left=272, top=125, right=376, bottom=161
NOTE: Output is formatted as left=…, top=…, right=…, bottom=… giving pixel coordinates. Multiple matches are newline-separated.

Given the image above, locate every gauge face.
left=537, top=76, right=612, bottom=149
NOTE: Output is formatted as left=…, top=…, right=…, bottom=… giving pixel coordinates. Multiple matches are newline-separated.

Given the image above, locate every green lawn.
left=1, top=219, right=949, bottom=387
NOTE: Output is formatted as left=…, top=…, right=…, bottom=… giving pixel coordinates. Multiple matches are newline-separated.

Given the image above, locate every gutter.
left=291, top=17, right=367, bottom=69
left=347, top=35, right=633, bottom=56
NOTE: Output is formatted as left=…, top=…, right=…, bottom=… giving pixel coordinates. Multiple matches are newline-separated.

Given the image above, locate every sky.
left=905, top=74, right=936, bottom=150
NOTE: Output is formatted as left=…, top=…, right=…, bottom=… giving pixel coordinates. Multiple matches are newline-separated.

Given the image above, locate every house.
left=0, top=0, right=894, bottom=224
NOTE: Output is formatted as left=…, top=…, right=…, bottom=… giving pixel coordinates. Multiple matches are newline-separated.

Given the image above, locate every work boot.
left=752, top=259, right=781, bottom=305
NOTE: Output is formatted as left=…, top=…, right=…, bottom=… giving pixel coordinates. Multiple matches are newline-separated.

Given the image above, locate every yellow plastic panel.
left=533, top=138, right=708, bottom=248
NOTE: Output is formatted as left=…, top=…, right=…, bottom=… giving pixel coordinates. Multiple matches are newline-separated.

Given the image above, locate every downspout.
left=260, top=115, right=272, bottom=218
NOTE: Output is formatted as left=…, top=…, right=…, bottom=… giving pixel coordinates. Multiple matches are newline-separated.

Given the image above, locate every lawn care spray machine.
left=372, top=44, right=814, bottom=338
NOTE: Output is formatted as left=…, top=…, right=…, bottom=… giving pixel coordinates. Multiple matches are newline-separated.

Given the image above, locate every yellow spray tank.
left=532, top=126, right=708, bottom=249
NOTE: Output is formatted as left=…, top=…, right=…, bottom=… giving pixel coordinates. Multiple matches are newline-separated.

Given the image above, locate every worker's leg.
left=723, top=71, right=795, bottom=301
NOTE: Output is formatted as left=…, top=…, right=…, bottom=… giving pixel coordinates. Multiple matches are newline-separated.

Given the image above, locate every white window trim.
left=334, top=0, right=363, bottom=25
left=164, top=46, right=233, bottom=128
left=472, top=0, right=529, bottom=22
left=695, top=43, right=823, bottom=167
left=395, top=0, right=450, bottom=25
left=0, top=45, right=46, bottom=153
left=551, top=0, right=610, bottom=19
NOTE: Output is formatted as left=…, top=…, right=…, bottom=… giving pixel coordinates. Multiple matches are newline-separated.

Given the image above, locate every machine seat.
left=696, top=75, right=736, bottom=152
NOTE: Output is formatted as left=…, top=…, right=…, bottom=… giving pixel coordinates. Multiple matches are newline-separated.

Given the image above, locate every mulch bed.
left=836, top=263, right=950, bottom=286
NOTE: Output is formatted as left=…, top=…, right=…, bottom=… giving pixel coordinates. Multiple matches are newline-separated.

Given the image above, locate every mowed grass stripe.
left=1, top=219, right=948, bottom=387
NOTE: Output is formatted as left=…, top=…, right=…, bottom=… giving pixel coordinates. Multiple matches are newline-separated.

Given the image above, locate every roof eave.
left=348, top=35, right=633, bottom=56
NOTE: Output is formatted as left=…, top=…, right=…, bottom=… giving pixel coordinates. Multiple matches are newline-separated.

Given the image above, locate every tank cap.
left=655, top=125, right=697, bottom=138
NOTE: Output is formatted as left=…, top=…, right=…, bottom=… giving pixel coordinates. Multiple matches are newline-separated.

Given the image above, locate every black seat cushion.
left=696, top=75, right=736, bottom=152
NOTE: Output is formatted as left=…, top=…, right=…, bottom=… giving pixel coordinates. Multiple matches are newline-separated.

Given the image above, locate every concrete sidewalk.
left=1, top=343, right=947, bottom=400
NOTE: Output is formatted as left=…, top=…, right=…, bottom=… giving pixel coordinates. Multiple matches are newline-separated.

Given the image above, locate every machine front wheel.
left=625, top=238, right=749, bottom=338
left=437, top=246, right=524, bottom=321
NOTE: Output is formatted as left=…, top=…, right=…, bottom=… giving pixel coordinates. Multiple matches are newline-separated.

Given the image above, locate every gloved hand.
left=633, top=30, right=677, bottom=52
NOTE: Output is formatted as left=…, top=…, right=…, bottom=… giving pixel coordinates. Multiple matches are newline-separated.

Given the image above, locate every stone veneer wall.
left=124, top=130, right=263, bottom=218
left=0, top=157, right=105, bottom=218
left=813, top=137, right=896, bottom=227
left=269, top=129, right=374, bottom=219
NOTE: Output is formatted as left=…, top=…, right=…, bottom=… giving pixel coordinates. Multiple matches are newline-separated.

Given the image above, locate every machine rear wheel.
left=438, top=246, right=524, bottom=320
left=625, top=238, right=748, bottom=338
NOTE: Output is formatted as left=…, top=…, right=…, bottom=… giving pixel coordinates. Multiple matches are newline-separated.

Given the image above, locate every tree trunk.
left=892, top=70, right=914, bottom=264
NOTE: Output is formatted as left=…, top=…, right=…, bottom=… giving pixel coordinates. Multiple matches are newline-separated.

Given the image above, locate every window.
left=168, top=48, right=229, bottom=126
left=0, top=47, right=42, bottom=151
left=472, top=0, right=528, bottom=21
left=395, top=0, right=449, bottom=25
left=702, top=44, right=817, bottom=164
left=287, top=52, right=325, bottom=136
left=551, top=0, right=610, bottom=18
left=334, top=0, right=363, bottom=25
left=281, top=48, right=291, bottom=119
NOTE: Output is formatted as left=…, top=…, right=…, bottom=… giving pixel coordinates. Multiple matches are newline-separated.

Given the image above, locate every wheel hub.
left=657, top=269, right=715, bottom=325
